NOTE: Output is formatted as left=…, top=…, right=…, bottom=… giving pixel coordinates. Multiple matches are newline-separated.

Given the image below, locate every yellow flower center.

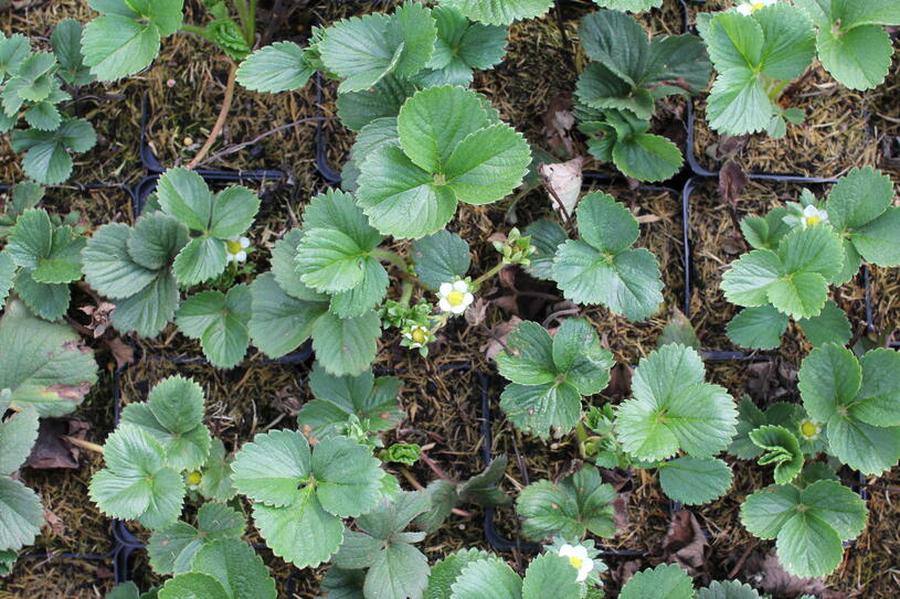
left=804, top=215, right=821, bottom=226
left=447, top=290, right=466, bottom=306
left=751, top=1, right=765, bottom=10
left=226, top=240, right=243, bottom=254
left=187, top=471, right=202, bottom=485
left=411, top=328, right=427, bottom=344
left=568, top=555, right=584, bottom=570
left=800, top=421, right=818, bottom=438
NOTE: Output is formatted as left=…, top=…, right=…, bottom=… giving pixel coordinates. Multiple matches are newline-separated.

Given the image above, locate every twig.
left=187, top=61, right=238, bottom=170
left=419, top=451, right=452, bottom=481
left=198, top=116, right=326, bottom=167
left=542, top=307, right=580, bottom=329
left=62, top=435, right=104, bottom=455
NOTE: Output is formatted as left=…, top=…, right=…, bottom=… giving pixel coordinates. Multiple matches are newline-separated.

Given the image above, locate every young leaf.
left=415, top=6, right=507, bottom=86
left=236, top=41, right=314, bottom=93
left=741, top=207, right=792, bottom=251
left=726, top=305, right=789, bottom=350
left=357, top=85, right=530, bottom=239
left=298, top=363, right=403, bottom=442
left=176, top=285, right=251, bottom=369
left=657, top=456, right=733, bottom=505
left=749, top=425, right=804, bottom=485
left=615, top=343, right=737, bottom=461
left=425, top=548, right=494, bottom=599
left=0, top=299, right=97, bottom=417
left=795, top=299, right=851, bottom=348
left=148, top=503, right=245, bottom=575
left=516, top=465, right=616, bottom=540
left=196, top=438, right=235, bottom=502
left=798, top=343, right=900, bottom=475
left=412, top=230, right=471, bottom=291
left=51, top=20, right=94, bottom=87
left=698, top=5, right=815, bottom=135
left=697, top=580, right=761, bottom=599
left=795, top=0, right=900, bottom=90
left=619, top=563, right=693, bottom=599
left=6, top=208, right=84, bottom=284
left=89, top=424, right=185, bottom=530
left=247, top=272, right=328, bottom=358
left=741, top=480, right=867, bottom=577
left=120, top=375, right=212, bottom=472
left=520, top=553, right=582, bottom=599
left=437, top=0, right=554, bottom=26
left=231, top=431, right=384, bottom=568
left=592, top=0, right=662, bottom=11
left=551, top=192, right=664, bottom=320
left=320, top=3, right=437, bottom=93
left=450, top=555, right=523, bottom=598
left=311, top=310, right=382, bottom=377
left=10, top=118, right=96, bottom=184
left=158, top=572, right=229, bottom=599
left=81, top=0, right=185, bottom=81
left=496, top=319, right=614, bottom=438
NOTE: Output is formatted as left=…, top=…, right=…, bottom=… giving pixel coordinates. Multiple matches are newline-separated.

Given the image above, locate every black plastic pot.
left=138, top=93, right=287, bottom=181
left=132, top=168, right=286, bottom=216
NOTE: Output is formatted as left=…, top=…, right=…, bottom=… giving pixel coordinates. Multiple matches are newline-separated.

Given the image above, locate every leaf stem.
left=471, top=261, right=506, bottom=290
left=187, top=61, right=238, bottom=170
left=399, top=280, right=414, bottom=307
left=62, top=435, right=104, bottom=455
left=371, top=248, right=409, bottom=272
left=180, top=23, right=214, bottom=42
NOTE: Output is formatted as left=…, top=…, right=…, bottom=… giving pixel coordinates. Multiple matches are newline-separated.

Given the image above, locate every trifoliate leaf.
left=749, top=425, right=804, bottom=485
left=412, top=230, right=471, bottom=291
left=551, top=192, right=663, bottom=320
left=148, top=503, right=245, bottom=575
left=516, top=465, right=616, bottom=540
left=726, top=305, right=789, bottom=350
left=320, top=3, right=436, bottom=93
left=620, top=563, right=693, bottom=599
left=299, top=363, right=402, bottom=441
left=6, top=208, right=84, bottom=283
left=657, top=456, right=733, bottom=505
left=524, top=219, right=567, bottom=281
left=0, top=299, right=97, bottom=417
left=496, top=319, right=613, bottom=438
left=196, top=438, right=235, bottom=502
left=248, top=272, right=328, bottom=358
left=12, top=269, right=70, bottom=321
left=741, top=480, right=867, bottom=577
left=120, top=376, right=211, bottom=472
left=189, top=538, right=276, bottom=599
left=798, top=343, right=900, bottom=475
left=0, top=33, right=30, bottom=80
left=697, top=580, right=761, bottom=599
left=89, top=425, right=185, bottom=530
left=82, top=0, right=184, bottom=81
left=176, top=285, right=251, bottom=369
left=10, top=118, right=96, bottom=184
left=236, top=41, right=313, bottom=92
left=728, top=398, right=803, bottom=460
left=425, top=549, right=493, bottom=599
left=357, top=85, right=530, bottom=239
left=416, top=6, right=507, bottom=86
left=615, top=343, right=737, bottom=461
left=438, top=0, right=554, bottom=26
left=52, top=19, right=94, bottom=87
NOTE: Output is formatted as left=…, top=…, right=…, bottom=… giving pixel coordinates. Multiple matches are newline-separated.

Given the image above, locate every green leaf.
left=336, top=75, right=417, bottom=132
left=121, top=375, right=211, bottom=472
left=82, top=0, right=184, bottom=81
left=176, top=285, right=251, bottom=369
left=524, top=219, right=567, bottom=281
left=51, top=20, right=94, bottom=87
left=521, top=553, right=581, bottom=599
left=438, top=0, right=554, bottom=26
left=158, top=572, right=229, bottom=599
left=450, top=556, right=522, bottom=599
left=418, top=6, right=507, bottom=86
left=826, top=167, right=899, bottom=267
left=311, top=310, right=381, bottom=377
left=551, top=192, right=663, bottom=320
left=0, top=33, right=30, bottom=80
left=612, top=131, right=683, bottom=182
left=197, top=438, right=235, bottom=502
left=148, top=503, right=245, bottom=575
left=592, top=0, right=662, bottom=13
left=615, top=343, right=737, bottom=461
left=230, top=428, right=312, bottom=507
left=516, top=465, right=616, bottom=540
left=24, top=102, right=62, bottom=131
left=425, top=549, right=493, bottom=599
left=620, top=563, right=693, bottom=599
left=495, top=320, right=556, bottom=385
left=0, top=407, right=39, bottom=477
left=320, top=4, right=436, bottom=93
left=10, top=118, right=96, bottom=184
left=13, top=269, right=70, bottom=321
left=741, top=480, right=866, bottom=577
left=0, top=253, right=13, bottom=311
left=236, top=41, right=313, bottom=92
left=796, top=299, right=851, bottom=347
left=741, top=208, right=791, bottom=251
left=252, top=490, right=344, bottom=569
left=6, top=208, right=84, bottom=284
left=190, top=538, right=276, bottom=599
left=248, top=273, right=328, bottom=358
left=270, top=230, right=322, bottom=301
left=657, top=456, right=733, bottom=505
left=299, top=363, right=402, bottom=441
left=89, top=425, right=184, bottom=530
left=0, top=477, right=43, bottom=552
left=726, top=305, right=789, bottom=350
left=697, top=580, right=761, bottom=599
left=0, top=299, right=97, bottom=417
left=749, top=425, right=804, bottom=485
left=322, top=567, right=366, bottom=599
left=412, top=230, right=471, bottom=291
left=83, top=221, right=164, bottom=299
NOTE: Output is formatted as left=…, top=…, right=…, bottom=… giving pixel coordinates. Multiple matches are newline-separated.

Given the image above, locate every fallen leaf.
left=106, top=337, right=135, bottom=370
left=465, top=298, right=489, bottom=326
left=25, top=419, right=90, bottom=469
left=719, top=159, right=747, bottom=208
left=663, top=510, right=707, bottom=575
left=635, top=214, right=662, bottom=224
left=540, top=157, right=584, bottom=217
left=542, top=92, right=576, bottom=156
left=481, top=316, right=523, bottom=361
left=79, top=301, right=116, bottom=338
left=612, top=492, right=630, bottom=532
left=42, top=508, right=66, bottom=537
left=745, top=551, right=847, bottom=599
left=607, top=363, right=633, bottom=398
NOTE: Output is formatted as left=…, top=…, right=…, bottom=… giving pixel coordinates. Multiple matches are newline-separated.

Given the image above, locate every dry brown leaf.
left=542, top=92, right=576, bottom=156
left=464, top=298, right=488, bottom=326
left=79, top=301, right=116, bottom=338
left=25, top=419, right=90, bottom=470
left=635, top=214, right=662, bottom=224
left=540, top=157, right=584, bottom=216
left=106, top=337, right=135, bottom=370
left=745, top=552, right=847, bottom=599
left=481, top=316, right=523, bottom=362
left=663, top=510, right=707, bottom=575
left=719, top=159, right=748, bottom=207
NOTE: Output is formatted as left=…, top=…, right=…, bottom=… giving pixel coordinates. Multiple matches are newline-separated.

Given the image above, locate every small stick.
left=62, top=435, right=104, bottom=455
left=187, top=61, right=238, bottom=170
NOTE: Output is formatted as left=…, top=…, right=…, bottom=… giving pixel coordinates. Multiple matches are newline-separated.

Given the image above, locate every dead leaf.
left=663, top=510, right=707, bottom=575
left=491, top=295, right=519, bottom=315
left=106, top=337, right=135, bottom=370
left=498, top=266, right=517, bottom=290
left=635, top=214, right=662, bottom=224
left=612, top=493, right=630, bottom=532
left=464, top=298, right=488, bottom=326
left=79, top=301, right=116, bottom=338
left=481, top=316, right=523, bottom=361
left=718, top=160, right=748, bottom=207
left=25, top=419, right=90, bottom=469
left=711, top=135, right=749, bottom=161
left=540, top=157, right=584, bottom=217
left=542, top=92, right=575, bottom=156
left=607, top=363, right=633, bottom=398
left=42, top=508, right=66, bottom=537
left=745, top=552, right=847, bottom=599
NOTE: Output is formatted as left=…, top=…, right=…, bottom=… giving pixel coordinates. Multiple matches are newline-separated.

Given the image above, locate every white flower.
left=559, top=544, right=593, bottom=583
left=736, top=0, right=776, bottom=15
left=801, top=205, right=829, bottom=228
left=225, top=236, right=250, bottom=263
left=799, top=418, right=821, bottom=440
left=437, top=280, right=474, bottom=315
left=403, top=324, right=431, bottom=349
